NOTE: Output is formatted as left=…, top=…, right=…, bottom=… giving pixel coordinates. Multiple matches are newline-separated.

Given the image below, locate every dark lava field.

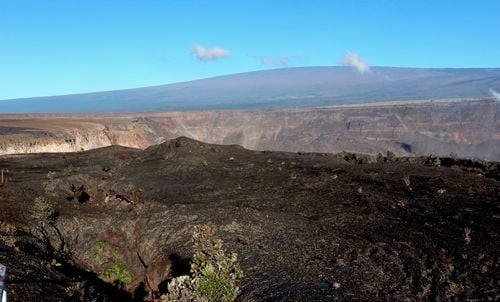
left=0, top=137, right=498, bottom=301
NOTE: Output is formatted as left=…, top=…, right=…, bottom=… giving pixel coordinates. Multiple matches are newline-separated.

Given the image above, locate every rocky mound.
left=0, top=137, right=498, bottom=301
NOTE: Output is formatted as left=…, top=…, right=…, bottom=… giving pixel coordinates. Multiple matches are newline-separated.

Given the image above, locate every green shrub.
left=99, top=263, right=132, bottom=287
left=93, top=240, right=131, bottom=288
left=376, top=152, right=385, bottom=163
left=31, top=196, right=56, bottom=224
left=96, top=241, right=107, bottom=250
left=386, top=150, right=396, bottom=162
left=332, top=151, right=347, bottom=159
left=194, top=266, right=239, bottom=302
left=162, top=225, right=243, bottom=302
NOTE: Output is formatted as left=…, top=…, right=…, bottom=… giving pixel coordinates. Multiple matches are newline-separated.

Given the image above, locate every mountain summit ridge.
left=1, top=66, right=499, bottom=113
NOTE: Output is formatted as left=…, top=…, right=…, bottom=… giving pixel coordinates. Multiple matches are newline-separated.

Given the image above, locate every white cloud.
left=341, top=52, right=371, bottom=74
left=260, top=56, right=290, bottom=66
left=193, top=44, right=230, bottom=61
left=490, top=88, right=500, bottom=101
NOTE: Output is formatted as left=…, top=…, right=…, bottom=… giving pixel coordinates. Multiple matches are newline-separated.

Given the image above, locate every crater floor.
left=0, top=137, right=498, bottom=301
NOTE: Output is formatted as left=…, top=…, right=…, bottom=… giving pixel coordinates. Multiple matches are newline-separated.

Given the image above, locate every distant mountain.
left=1, top=66, right=499, bottom=113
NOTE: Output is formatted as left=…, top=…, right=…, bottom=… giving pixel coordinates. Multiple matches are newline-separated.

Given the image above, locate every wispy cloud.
left=490, top=88, right=500, bottom=101
left=193, top=44, right=230, bottom=61
left=341, top=51, right=371, bottom=74
left=260, top=56, right=290, bottom=66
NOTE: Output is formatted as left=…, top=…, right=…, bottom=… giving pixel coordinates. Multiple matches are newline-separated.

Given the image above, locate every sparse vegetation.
left=99, top=263, right=132, bottom=288
left=28, top=196, right=65, bottom=257
left=386, top=150, right=396, bottom=162
left=332, top=150, right=348, bottom=159
left=164, top=275, right=195, bottom=302
left=91, top=240, right=131, bottom=288
left=0, top=223, right=17, bottom=247
left=31, top=196, right=56, bottom=224
left=332, top=150, right=372, bottom=164
left=376, top=152, right=385, bottom=163
left=162, top=225, right=243, bottom=302
left=42, top=171, right=59, bottom=196
left=426, top=154, right=441, bottom=167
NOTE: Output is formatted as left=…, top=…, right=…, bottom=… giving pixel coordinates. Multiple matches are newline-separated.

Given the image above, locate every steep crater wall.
left=0, top=99, right=499, bottom=160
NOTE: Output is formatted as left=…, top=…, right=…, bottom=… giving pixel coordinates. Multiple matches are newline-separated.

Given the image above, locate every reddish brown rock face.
left=0, top=99, right=499, bottom=160
left=145, top=259, right=172, bottom=294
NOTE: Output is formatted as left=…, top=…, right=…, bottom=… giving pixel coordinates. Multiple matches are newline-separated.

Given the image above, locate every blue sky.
left=1, top=0, right=499, bottom=100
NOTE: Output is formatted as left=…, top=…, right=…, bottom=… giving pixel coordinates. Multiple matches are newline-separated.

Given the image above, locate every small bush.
left=92, top=240, right=131, bottom=288
left=0, top=234, right=16, bottom=247
left=99, top=263, right=132, bottom=287
left=386, top=151, right=396, bottom=162
left=332, top=151, right=347, bottom=159
left=165, top=276, right=195, bottom=302
left=376, top=153, right=385, bottom=163
left=193, top=266, right=239, bottom=302
left=29, top=196, right=62, bottom=256
left=162, top=225, right=243, bottom=302
left=96, top=241, right=107, bottom=251
left=426, top=154, right=441, bottom=167
left=31, top=196, right=56, bottom=225
left=42, top=171, right=59, bottom=196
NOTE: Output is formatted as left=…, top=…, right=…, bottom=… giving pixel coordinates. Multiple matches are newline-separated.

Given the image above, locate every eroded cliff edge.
left=1, top=99, right=499, bottom=160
